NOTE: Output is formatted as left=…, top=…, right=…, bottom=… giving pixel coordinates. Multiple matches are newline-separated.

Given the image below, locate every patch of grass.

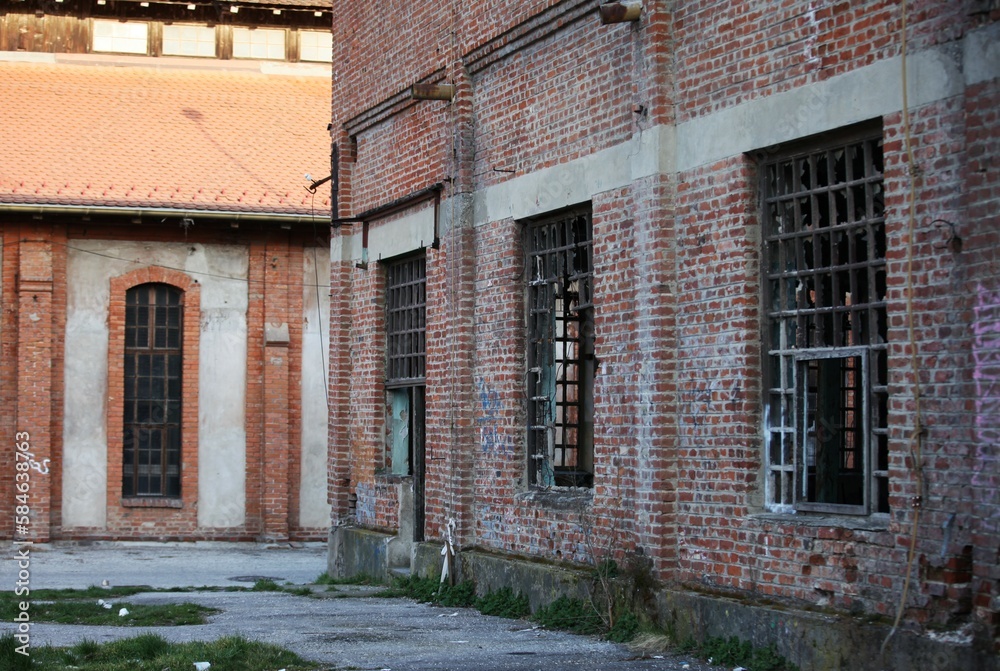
left=286, top=586, right=313, bottom=597
left=0, top=588, right=219, bottom=627
left=532, top=595, right=604, bottom=636
left=683, top=636, right=798, bottom=671
left=379, top=575, right=477, bottom=608
left=476, top=587, right=530, bottom=619
left=26, top=586, right=153, bottom=601
left=315, top=571, right=382, bottom=586
left=606, top=610, right=640, bottom=643
left=0, top=599, right=218, bottom=626
left=21, top=633, right=320, bottom=671
left=250, top=578, right=283, bottom=592
left=1, top=633, right=32, bottom=671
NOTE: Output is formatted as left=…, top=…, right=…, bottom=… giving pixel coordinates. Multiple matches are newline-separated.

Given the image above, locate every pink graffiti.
left=972, top=285, right=1000, bottom=531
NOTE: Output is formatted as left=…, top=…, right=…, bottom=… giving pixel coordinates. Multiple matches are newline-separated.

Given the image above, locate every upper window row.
left=92, top=20, right=332, bottom=62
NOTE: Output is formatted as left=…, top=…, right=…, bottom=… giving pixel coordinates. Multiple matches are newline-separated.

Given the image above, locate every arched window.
left=123, top=283, right=183, bottom=497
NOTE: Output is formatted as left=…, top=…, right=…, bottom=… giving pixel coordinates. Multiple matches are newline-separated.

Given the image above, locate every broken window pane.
left=384, top=254, right=427, bottom=482
left=761, top=127, right=888, bottom=515
left=526, top=208, right=595, bottom=488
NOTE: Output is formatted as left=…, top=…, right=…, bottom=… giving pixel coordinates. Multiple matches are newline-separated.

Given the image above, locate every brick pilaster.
left=15, top=228, right=54, bottom=542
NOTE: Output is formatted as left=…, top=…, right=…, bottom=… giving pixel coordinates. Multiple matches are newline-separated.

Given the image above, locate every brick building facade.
left=0, top=0, right=334, bottom=541
left=326, top=0, right=998, bottom=667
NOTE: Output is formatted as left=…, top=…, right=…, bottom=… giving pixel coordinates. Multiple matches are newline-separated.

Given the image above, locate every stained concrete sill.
left=516, top=487, right=593, bottom=511
left=749, top=512, right=891, bottom=532
left=121, top=497, right=184, bottom=509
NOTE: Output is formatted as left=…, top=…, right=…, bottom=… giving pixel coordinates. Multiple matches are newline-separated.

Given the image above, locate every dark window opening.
left=386, top=255, right=426, bottom=385
left=761, top=126, right=889, bottom=515
left=526, top=208, right=595, bottom=488
left=123, top=283, right=183, bottom=498
left=385, top=254, right=427, bottom=541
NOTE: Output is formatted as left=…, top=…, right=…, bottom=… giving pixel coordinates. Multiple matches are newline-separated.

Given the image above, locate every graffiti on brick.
left=354, top=482, right=376, bottom=526
left=477, top=378, right=513, bottom=454
left=477, top=505, right=506, bottom=546
left=972, top=285, right=1000, bottom=512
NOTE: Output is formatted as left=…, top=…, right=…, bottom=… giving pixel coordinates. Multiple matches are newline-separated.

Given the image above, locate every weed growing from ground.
left=250, top=578, right=284, bottom=592
left=680, top=635, right=798, bottom=671
left=314, top=571, right=381, bottom=586
left=380, top=575, right=477, bottom=608
left=476, top=587, right=530, bottom=619
left=532, top=595, right=604, bottom=636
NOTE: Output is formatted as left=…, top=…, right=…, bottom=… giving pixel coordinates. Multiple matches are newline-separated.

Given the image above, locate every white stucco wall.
left=300, top=247, right=331, bottom=529
left=63, top=240, right=249, bottom=529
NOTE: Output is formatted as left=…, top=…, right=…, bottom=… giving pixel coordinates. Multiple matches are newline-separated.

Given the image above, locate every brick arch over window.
left=106, top=267, right=200, bottom=532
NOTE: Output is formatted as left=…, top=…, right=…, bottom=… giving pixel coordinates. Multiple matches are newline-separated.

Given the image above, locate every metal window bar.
left=762, top=131, right=888, bottom=514
left=385, top=255, right=427, bottom=385
left=123, top=284, right=183, bottom=498
left=527, top=210, right=595, bottom=488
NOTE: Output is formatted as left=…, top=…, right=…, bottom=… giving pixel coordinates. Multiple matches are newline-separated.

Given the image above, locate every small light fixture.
left=273, top=8, right=281, bottom=14
left=229, top=4, right=239, bottom=13
left=187, top=3, right=196, bottom=8
left=97, top=0, right=106, bottom=5
left=313, top=11, right=323, bottom=17
left=411, top=83, right=455, bottom=101
left=599, top=0, right=642, bottom=24
left=140, top=1, right=149, bottom=6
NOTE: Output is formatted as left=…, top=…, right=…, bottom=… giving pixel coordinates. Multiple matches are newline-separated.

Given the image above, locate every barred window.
left=761, top=125, right=889, bottom=515
left=385, top=254, right=427, bottom=492
left=123, top=284, right=183, bottom=498
left=386, top=255, right=426, bottom=384
left=526, top=208, right=595, bottom=488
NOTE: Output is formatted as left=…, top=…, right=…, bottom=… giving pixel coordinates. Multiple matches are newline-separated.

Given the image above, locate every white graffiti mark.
left=24, top=451, right=50, bottom=475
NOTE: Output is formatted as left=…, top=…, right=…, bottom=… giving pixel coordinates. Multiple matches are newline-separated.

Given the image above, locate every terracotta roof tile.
left=0, top=58, right=332, bottom=216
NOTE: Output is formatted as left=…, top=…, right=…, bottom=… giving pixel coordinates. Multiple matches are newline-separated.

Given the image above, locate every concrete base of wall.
left=328, top=525, right=394, bottom=582
left=331, top=528, right=996, bottom=671
left=656, top=590, right=996, bottom=671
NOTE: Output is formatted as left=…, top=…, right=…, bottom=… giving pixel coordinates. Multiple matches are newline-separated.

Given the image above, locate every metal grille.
left=527, top=209, right=595, bottom=488
left=762, top=129, right=889, bottom=514
left=386, top=255, right=427, bottom=384
left=123, top=284, right=183, bottom=498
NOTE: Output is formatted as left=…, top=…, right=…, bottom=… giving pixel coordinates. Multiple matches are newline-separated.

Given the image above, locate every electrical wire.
left=882, top=0, right=926, bottom=653
left=43, top=239, right=329, bottom=290
left=310, top=189, right=332, bottom=414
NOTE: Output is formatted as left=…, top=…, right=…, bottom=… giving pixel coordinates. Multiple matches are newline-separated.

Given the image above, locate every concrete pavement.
left=1, top=542, right=724, bottom=670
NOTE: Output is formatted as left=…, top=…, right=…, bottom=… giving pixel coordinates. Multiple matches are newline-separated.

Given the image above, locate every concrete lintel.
left=964, top=22, right=1000, bottom=87
left=676, top=46, right=964, bottom=172
left=473, top=124, right=673, bottom=225
left=343, top=202, right=436, bottom=264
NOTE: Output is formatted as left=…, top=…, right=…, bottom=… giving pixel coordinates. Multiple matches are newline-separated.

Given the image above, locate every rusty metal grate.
left=526, top=209, right=595, bottom=488
left=761, top=127, right=889, bottom=515
left=123, top=283, right=183, bottom=498
left=386, top=254, right=427, bottom=385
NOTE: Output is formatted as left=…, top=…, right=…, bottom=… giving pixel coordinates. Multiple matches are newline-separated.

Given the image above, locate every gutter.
left=0, top=203, right=330, bottom=225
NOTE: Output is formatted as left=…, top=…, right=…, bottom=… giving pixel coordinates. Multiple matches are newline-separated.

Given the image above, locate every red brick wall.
left=672, top=0, right=983, bottom=125
left=963, top=79, right=1000, bottom=639
left=329, top=0, right=998, bottom=639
